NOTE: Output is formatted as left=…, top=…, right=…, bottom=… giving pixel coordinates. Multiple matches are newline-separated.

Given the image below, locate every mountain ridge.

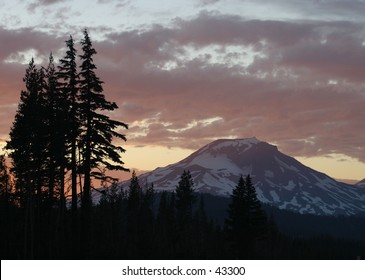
left=356, top=179, right=365, bottom=188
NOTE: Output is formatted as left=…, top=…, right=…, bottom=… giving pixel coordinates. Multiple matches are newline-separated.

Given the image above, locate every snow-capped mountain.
left=120, top=137, right=365, bottom=216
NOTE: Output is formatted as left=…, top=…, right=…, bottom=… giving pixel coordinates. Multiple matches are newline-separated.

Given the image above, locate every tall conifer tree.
left=7, top=59, right=47, bottom=207
left=78, top=29, right=128, bottom=249
left=44, top=53, right=69, bottom=208
left=6, top=58, right=48, bottom=258
left=78, top=29, right=128, bottom=211
left=57, top=35, right=79, bottom=211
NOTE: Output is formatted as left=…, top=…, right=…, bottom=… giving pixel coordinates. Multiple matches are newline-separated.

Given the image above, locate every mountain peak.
left=210, top=137, right=261, bottom=147
left=198, top=137, right=262, bottom=155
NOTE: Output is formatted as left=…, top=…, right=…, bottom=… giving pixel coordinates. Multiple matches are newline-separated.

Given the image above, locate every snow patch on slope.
left=190, top=153, right=242, bottom=173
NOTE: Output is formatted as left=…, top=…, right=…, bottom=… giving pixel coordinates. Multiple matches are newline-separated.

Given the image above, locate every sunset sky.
left=0, top=0, right=364, bottom=182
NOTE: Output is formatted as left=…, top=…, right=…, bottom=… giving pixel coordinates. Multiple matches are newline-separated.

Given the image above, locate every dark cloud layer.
left=27, top=0, right=68, bottom=11
left=0, top=10, right=364, bottom=166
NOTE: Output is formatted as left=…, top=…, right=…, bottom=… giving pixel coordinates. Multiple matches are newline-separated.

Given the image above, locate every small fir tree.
left=175, top=170, right=195, bottom=226
left=226, top=175, right=267, bottom=258
left=127, top=170, right=141, bottom=211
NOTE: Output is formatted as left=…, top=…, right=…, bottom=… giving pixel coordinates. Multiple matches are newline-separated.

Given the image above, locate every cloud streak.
left=27, top=0, right=69, bottom=11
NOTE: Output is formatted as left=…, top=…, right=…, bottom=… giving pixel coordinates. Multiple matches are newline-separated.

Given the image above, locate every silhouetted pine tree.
left=6, top=59, right=47, bottom=204
left=141, top=182, right=155, bottom=258
left=226, top=175, right=268, bottom=259
left=245, top=175, right=267, bottom=239
left=225, top=175, right=248, bottom=258
left=125, top=172, right=156, bottom=257
left=43, top=53, right=70, bottom=209
left=77, top=30, right=129, bottom=256
left=175, top=170, right=196, bottom=258
left=142, top=181, right=155, bottom=226
left=125, top=171, right=140, bottom=257
left=57, top=35, right=79, bottom=212
left=41, top=54, right=65, bottom=258
left=175, top=170, right=195, bottom=227
left=6, top=58, right=49, bottom=258
left=78, top=29, right=128, bottom=212
left=56, top=37, right=82, bottom=257
left=127, top=171, right=141, bottom=211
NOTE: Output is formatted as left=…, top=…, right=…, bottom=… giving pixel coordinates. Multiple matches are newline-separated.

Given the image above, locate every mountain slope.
left=120, top=138, right=365, bottom=216
left=356, top=179, right=365, bottom=188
